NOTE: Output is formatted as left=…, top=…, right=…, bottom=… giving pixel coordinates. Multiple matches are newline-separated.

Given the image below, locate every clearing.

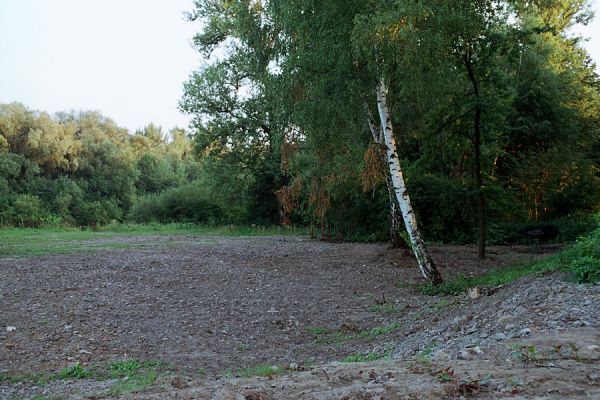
left=1, top=234, right=598, bottom=399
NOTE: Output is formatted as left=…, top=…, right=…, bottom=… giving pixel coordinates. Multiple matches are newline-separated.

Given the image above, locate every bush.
left=72, top=199, right=122, bottom=226
left=12, top=194, right=48, bottom=227
left=128, top=181, right=225, bottom=224
left=487, top=212, right=598, bottom=245
left=569, top=257, right=600, bottom=284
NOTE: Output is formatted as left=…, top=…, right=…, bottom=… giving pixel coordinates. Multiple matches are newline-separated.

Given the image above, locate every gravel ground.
left=1, top=235, right=597, bottom=399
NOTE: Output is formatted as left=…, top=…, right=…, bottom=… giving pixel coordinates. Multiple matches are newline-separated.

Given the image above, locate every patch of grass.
left=309, top=327, right=329, bottom=335
left=54, top=363, right=93, bottom=380
left=104, top=359, right=161, bottom=396
left=367, top=304, right=399, bottom=314
left=416, top=343, right=438, bottom=364
left=97, top=222, right=307, bottom=237
left=0, top=224, right=307, bottom=257
left=109, top=360, right=143, bottom=378
left=105, top=370, right=158, bottom=396
left=423, top=221, right=600, bottom=296
left=237, top=364, right=284, bottom=378
left=430, top=299, right=451, bottom=310
left=0, top=359, right=163, bottom=397
left=510, top=344, right=537, bottom=363
left=0, top=372, right=47, bottom=384
left=342, top=351, right=390, bottom=363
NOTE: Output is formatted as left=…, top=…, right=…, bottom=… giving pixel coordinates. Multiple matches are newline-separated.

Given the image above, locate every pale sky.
left=0, top=0, right=200, bottom=133
left=0, top=1, right=599, bottom=134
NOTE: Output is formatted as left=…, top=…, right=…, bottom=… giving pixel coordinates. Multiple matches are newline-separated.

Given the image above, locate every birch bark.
left=366, top=108, right=405, bottom=248
left=375, top=79, right=443, bottom=285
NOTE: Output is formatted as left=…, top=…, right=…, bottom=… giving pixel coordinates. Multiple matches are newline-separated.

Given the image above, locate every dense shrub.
left=128, top=182, right=225, bottom=224
left=72, top=199, right=122, bottom=226
left=11, top=194, right=48, bottom=227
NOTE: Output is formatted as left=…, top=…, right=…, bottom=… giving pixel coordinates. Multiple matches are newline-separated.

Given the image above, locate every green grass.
left=107, top=359, right=161, bottom=377
left=416, top=343, right=438, bottom=364
left=105, top=370, right=158, bottom=396
left=367, top=304, right=399, bottom=314
left=0, top=372, right=47, bottom=385
left=219, top=364, right=285, bottom=379
left=0, top=363, right=93, bottom=385
left=237, top=364, right=285, bottom=378
left=423, top=223, right=600, bottom=296
left=0, top=223, right=307, bottom=257
left=0, top=359, right=162, bottom=397
left=342, top=351, right=390, bottom=363
left=55, top=363, right=93, bottom=380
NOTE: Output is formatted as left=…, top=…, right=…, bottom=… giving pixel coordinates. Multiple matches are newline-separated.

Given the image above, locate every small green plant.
left=309, top=327, right=329, bottom=335
left=220, top=368, right=233, bottom=378
left=510, top=344, right=537, bottom=363
left=56, top=363, right=92, bottom=380
left=431, top=299, right=451, bottom=311
left=197, top=368, right=206, bottom=377
left=437, top=371, right=455, bottom=382
left=109, top=360, right=142, bottom=378
left=416, top=343, right=438, bottom=364
left=237, top=343, right=250, bottom=351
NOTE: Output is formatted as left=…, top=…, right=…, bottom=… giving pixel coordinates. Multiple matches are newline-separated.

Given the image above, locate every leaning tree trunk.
left=366, top=108, right=406, bottom=248
left=375, top=79, right=443, bottom=285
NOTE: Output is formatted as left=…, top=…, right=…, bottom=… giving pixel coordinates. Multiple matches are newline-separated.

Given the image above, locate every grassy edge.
left=422, top=225, right=600, bottom=296
left=0, top=223, right=308, bottom=257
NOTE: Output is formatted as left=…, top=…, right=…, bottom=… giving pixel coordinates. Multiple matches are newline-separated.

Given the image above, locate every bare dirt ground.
left=1, top=235, right=598, bottom=399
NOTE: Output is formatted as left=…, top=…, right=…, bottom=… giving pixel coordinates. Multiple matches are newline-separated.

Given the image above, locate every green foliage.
left=177, top=0, right=600, bottom=246
left=108, top=359, right=160, bottom=379
left=0, top=224, right=306, bottom=257
left=55, top=363, right=92, bottom=380
left=11, top=194, right=48, bottom=227
left=569, top=257, right=600, bottom=284
left=367, top=304, right=399, bottom=314
left=128, top=181, right=225, bottom=224
left=1, top=0, right=599, bottom=241
left=510, top=344, right=537, bottom=363
left=72, top=199, right=122, bottom=226
left=424, top=217, right=600, bottom=295
left=105, top=366, right=158, bottom=396
left=0, top=103, right=206, bottom=228
left=311, top=322, right=402, bottom=345
left=342, top=351, right=390, bottom=363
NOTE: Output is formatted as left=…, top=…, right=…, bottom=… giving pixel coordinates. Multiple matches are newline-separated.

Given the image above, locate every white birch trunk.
left=366, top=107, right=405, bottom=248
left=375, top=79, right=442, bottom=285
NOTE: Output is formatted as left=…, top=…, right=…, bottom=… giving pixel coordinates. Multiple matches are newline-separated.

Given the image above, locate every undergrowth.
left=423, top=223, right=600, bottom=296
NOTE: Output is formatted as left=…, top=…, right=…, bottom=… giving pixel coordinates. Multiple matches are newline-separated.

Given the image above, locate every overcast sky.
left=0, top=0, right=599, bottom=134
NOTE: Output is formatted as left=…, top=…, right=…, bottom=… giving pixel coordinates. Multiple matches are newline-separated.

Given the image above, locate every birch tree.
left=375, top=80, right=442, bottom=283
left=268, top=0, right=445, bottom=284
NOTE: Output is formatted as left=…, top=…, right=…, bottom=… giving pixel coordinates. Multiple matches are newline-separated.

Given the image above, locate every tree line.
left=1, top=1, right=599, bottom=276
